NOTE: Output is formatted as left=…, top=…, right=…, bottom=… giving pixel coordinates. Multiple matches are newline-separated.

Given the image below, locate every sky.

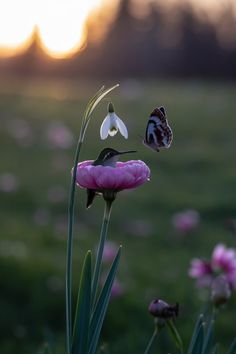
left=0, top=0, right=234, bottom=58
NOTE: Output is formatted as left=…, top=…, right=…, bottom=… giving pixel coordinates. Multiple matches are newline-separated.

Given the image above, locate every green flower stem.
left=166, top=319, right=184, bottom=354
left=91, top=200, right=113, bottom=308
left=66, top=139, right=83, bottom=354
left=66, top=84, right=118, bottom=354
left=144, top=326, right=158, bottom=354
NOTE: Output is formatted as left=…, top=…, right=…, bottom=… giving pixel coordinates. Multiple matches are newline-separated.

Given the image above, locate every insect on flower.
left=143, top=106, right=173, bottom=152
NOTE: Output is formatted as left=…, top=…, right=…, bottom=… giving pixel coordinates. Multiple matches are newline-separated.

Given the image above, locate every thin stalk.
left=144, top=327, right=158, bottom=354
left=66, top=139, right=82, bottom=354
left=91, top=200, right=113, bottom=308
left=166, top=319, right=184, bottom=354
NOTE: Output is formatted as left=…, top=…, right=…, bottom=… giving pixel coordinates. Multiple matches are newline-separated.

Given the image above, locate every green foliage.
left=72, top=251, right=92, bottom=354
left=228, top=338, right=236, bottom=354
left=88, top=247, right=121, bottom=354
left=185, top=315, right=235, bottom=354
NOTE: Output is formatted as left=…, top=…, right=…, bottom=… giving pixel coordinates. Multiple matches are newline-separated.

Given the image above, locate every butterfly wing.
left=144, top=107, right=173, bottom=152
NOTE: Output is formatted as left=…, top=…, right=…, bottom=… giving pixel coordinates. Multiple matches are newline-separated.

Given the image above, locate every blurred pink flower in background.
left=46, top=122, right=74, bottom=149
left=47, top=185, right=67, bottom=203
left=212, top=244, right=236, bottom=289
left=188, top=259, right=213, bottom=287
left=52, top=154, right=70, bottom=171
left=54, top=214, right=68, bottom=236
left=172, top=209, right=200, bottom=233
left=0, top=173, right=19, bottom=193
left=111, top=279, right=124, bottom=299
left=124, top=218, right=154, bottom=237
left=33, top=208, right=51, bottom=226
left=101, top=275, right=124, bottom=299
left=76, top=160, right=150, bottom=191
left=189, top=243, right=236, bottom=290
left=102, top=241, right=118, bottom=263
left=6, top=118, right=33, bottom=147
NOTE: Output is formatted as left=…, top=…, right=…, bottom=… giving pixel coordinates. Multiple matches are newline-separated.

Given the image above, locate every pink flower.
left=102, top=241, right=118, bottom=263
left=189, top=244, right=236, bottom=290
left=46, top=122, right=73, bottom=149
left=172, top=209, right=200, bottom=233
left=111, top=279, right=124, bottom=299
left=76, top=160, right=150, bottom=192
left=0, top=173, right=19, bottom=193
left=6, top=118, right=33, bottom=147
left=188, top=259, right=213, bottom=287
left=212, top=244, right=236, bottom=289
left=101, top=275, right=124, bottom=299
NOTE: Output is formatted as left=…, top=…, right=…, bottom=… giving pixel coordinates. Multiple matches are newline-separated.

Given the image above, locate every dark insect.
left=143, top=106, right=173, bottom=152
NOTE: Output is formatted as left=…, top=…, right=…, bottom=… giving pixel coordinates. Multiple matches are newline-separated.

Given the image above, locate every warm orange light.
left=0, top=0, right=104, bottom=58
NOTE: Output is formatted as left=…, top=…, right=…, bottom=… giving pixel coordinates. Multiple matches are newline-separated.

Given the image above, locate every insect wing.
left=143, top=107, right=173, bottom=151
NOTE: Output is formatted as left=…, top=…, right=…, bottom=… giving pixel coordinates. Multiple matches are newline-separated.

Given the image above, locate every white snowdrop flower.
left=100, top=102, right=128, bottom=140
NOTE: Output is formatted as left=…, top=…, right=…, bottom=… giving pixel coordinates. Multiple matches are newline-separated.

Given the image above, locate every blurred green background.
left=0, top=79, right=235, bottom=353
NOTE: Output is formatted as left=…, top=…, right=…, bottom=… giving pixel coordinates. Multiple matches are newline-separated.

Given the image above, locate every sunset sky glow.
left=0, top=0, right=234, bottom=58
left=0, top=0, right=103, bottom=58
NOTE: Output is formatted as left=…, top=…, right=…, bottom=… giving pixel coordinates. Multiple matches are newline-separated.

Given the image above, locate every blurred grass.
left=0, top=78, right=236, bottom=354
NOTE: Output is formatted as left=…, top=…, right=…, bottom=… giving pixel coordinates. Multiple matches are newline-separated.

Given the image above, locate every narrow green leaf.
left=88, top=84, right=119, bottom=118
left=88, top=247, right=122, bottom=354
left=187, top=315, right=204, bottom=354
left=72, top=251, right=92, bottom=354
left=82, top=86, right=105, bottom=127
left=202, top=318, right=214, bottom=354
left=166, top=319, right=184, bottom=354
left=228, top=338, right=236, bottom=354
left=211, top=343, right=219, bottom=354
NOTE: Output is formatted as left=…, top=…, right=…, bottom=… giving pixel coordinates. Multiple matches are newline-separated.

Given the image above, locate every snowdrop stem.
left=66, top=139, right=83, bottom=354
left=91, top=200, right=113, bottom=309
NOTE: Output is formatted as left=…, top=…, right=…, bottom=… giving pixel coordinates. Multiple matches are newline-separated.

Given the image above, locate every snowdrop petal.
left=100, top=115, right=111, bottom=140
left=116, top=116, right=128, bottom=139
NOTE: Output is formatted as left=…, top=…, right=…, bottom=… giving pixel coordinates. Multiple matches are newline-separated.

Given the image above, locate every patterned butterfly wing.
left=144, top=106, right=173, bottom=152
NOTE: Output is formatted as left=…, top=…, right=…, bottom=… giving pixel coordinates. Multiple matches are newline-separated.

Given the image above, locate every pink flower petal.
left=76, top=160, right=150, bottom=192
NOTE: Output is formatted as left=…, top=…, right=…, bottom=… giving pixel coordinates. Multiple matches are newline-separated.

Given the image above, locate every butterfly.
left=143, top=106, right=173, bottom=152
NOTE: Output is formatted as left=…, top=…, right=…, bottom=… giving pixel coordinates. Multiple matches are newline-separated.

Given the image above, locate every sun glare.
left=0, top=0, right=103, bottom=58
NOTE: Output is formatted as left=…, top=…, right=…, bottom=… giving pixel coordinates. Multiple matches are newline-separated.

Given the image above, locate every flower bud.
left=148, top=299, right=179, bottom=319
left=108, top=102, right=115, bottom=113
left=211, top=275, right=231, bottom=307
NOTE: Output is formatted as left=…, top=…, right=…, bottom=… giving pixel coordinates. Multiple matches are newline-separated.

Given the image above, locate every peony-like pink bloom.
left=76, top=160, right=150, bottom=192
left=212, top=244, right=236, bottom=289
left=172, top=209, right=200, bottom=233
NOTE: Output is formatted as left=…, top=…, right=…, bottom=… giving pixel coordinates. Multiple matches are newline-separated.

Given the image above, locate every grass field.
left=0, top=78, right=236, bottom=354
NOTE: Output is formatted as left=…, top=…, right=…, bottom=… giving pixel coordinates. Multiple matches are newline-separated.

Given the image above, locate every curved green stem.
left=66, top=139, right=83, bottom=354
left=91, top=200, right=113, bottom=308
left=144, top=327, right=158, bottom=354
